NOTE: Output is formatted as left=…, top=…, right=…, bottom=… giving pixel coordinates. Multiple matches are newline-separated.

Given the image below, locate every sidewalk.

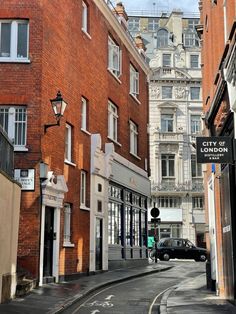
left=160, top=273, right=236, bottom=314
left=0, top=263, right=171, bottom=314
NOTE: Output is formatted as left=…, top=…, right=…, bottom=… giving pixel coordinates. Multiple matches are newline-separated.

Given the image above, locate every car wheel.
left=199, top=254, right=206, bottom=262
left=162, top=253, right=170, bottom=261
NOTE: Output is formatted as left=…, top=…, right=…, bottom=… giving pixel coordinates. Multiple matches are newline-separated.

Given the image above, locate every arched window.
left=157, top=28, right=168, bottom=48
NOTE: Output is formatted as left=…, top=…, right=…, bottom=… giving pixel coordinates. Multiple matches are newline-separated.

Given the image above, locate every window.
left=80, top=170, right=86, bottom=206
left=65, top=123, right=72, bottom=162
left=162, top=86, right=172, bottom=99
left=0, top=106, right=27, bottom=149
left=130, top=64, right=139, bottom=98
left=108, top=36, right=121, bottom=77
left=64, top=203, right=73, bottom=245
left=0, top=20, right=29, bottom=61
left=188, top=19, right=199, bottom=30
left=130, top=120, right=138, bottom=155
left=190, top=87, right=200, bottom=100
left=108, top=202, right=121, bottom=245
left=125, top=206, right=131, bottom=245
left=141, top=211, right=146, bottom=246
left=184, top=31, right=199, bottom=47
left=163, top=54, right=171, bottom=67
left=191, top=115, right=201, bottom=134
left=157, top=196, right=181, bottom=208
left=108, top=101, right=118, bottom=141
left=161, top=114, right=173, bottom=132
left=82, top=1, right=89, bottom=33
left=190, top=55, right=199, bottom=68
left=148, top=18, right=159, bottom=31
left=157, top=29, right=168, bottom=48
left=192, top=196, right=203, bottom=209
left=128, top=17, right=140, bottom=33
left=81, top=97, right=88, bottom=131
left=132, top=208, right=140, bottom=246
left=191, top=155, right=202, bottom=177
left=161, top=155, right=175, bottom=177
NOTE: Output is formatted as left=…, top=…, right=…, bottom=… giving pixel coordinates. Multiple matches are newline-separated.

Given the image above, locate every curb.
left=51, top=265, right=173, bottom=314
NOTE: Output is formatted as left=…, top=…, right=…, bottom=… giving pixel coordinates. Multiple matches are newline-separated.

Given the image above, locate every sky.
left=120, top=0, right=199, bottom=13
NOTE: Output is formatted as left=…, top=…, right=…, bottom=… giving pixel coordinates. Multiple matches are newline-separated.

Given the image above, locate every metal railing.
left=152, top=179, right=204, bottom=192
left=0, top=126, right=14, bottom=178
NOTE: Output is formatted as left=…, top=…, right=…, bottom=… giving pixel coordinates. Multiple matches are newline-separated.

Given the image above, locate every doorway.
left=43, top=206, right=54, bottom=278
left=95, top=218, right=103, bottom=270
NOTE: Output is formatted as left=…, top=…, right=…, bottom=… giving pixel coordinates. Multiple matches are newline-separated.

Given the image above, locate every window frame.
left=130, top=120, right=138, bottom=156
left=130, top=63, right=139, bottom=98
left=190, top=87, right=200, bottom=100
left=191, top=154, right=202, bottom=177
left=80, top=170, right=87, bottom=207
left=0, top=19, right=29, bottom=62
left=81, top=97, right=88, bottom=131
left=192, top=196, right=204, bottom=209
left=65, top=123, right=72, bottom=163
left=161, top=113, right=174, bottom=132
left=108, top=101, right=118, bottom=142
left=108, top=36, right=122, bottom=78
left=0, top=106, right=27, bottom=151
left=82, top=1, right=89, bottom=34
left=63, top=203, right=74, bottom=247
left=163, top=53, right=171, bottom=67
left=190, top=115, right=201, bottom=134
left=157, top=28, right=169, bottom=48
left=190, top=54, right=199, bottom=68
left=162, top=86, right=173, bottom=99
left=161, top=154, right=175, bottom=177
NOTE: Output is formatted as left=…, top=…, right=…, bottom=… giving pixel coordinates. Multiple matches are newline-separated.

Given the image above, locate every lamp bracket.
left=44, top=119, right=60, bottom=133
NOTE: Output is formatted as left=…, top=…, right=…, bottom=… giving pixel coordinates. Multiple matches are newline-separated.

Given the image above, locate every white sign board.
left=14, top=169, right=35, bottom=190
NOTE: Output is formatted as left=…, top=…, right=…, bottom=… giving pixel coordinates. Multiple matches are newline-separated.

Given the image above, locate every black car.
left=154, top=237, right=207, bottom=262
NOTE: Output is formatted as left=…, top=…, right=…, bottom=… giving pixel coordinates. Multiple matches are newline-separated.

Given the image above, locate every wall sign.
left=14, top=169, right=35, bottom=190
left=196, top=136, right=233, bottom=164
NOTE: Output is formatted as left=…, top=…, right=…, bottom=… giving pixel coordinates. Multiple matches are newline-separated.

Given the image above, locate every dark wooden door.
left=43, top=206, right=54, bottom=277
left=95, top=218, right=103, bottom=270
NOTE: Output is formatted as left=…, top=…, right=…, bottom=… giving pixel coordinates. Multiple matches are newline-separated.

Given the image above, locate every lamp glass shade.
left=50, top=91, right=67, bottom=117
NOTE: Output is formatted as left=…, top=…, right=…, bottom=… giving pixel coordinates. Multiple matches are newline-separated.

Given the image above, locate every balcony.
left=152, top=179, right=204, bottom=193
left=154, top=131, right=184, bottom=143
left=0, top=126, right=14, bottom=178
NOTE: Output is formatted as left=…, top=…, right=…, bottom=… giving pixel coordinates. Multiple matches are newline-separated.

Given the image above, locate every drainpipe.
left=223, top=0, right=228, bottom=43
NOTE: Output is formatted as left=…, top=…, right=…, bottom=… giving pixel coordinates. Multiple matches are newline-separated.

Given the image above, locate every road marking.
left=91, top=310, right=100, bottom=314
left=148, top=287, right=172, bottom=314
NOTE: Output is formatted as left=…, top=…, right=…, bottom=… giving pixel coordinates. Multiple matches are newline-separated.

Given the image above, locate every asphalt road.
left=62, top=261, right=205, bottom=314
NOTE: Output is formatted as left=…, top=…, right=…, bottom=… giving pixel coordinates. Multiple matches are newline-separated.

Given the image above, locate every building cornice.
left=93, top=0, right=150, bottom=76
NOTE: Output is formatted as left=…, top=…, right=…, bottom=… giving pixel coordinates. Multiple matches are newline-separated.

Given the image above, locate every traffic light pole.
left=154, top=221, right=158, bottom=263
left=150, top=204, right=160, bottom=264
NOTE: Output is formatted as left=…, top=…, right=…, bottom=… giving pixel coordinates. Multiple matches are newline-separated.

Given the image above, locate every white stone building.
left=128, top=10, right=205, bottom=246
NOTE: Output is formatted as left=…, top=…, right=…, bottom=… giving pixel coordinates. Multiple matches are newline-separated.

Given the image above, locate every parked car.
left=154, top=237, right=207, bottom=262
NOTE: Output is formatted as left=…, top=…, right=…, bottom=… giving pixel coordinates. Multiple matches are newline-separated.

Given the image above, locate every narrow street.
left=63, top=261, right=205, bottom=314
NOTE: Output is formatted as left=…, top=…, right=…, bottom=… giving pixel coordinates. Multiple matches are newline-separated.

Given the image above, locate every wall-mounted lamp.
left=44, top=91, right=68, bottom=133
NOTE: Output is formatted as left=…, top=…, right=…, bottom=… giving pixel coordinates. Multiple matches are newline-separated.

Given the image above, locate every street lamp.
left=44, top=91, right=67, bottom=133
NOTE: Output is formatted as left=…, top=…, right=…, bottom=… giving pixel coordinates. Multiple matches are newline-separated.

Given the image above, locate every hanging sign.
left=196, top=137, right=233, bottom=164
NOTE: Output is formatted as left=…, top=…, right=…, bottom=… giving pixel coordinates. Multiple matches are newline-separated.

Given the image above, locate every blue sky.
left=120, top=0, right=199, bottom=13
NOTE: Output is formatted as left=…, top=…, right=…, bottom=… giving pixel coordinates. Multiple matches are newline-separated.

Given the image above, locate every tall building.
left=0, top=0, right=150, bottom=290
left=198, top=0, right=236, bottom=299
left=128, top=9, right=205, bottom=246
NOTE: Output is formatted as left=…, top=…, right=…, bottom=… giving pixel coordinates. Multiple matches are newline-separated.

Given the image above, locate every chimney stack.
left=113, top=2, right=128, bottom=30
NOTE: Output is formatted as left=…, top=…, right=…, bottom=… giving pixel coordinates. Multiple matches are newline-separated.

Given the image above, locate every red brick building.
left=0, top=0, right=150, bottom=286
left=198, top=0, right=236, bottom=300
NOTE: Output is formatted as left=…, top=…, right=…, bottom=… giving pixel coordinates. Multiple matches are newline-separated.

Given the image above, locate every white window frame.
left=161, top=113, right=174, bottom=132
left=65, top=123, right=72, bottom=162
left=157, top=28, right=169, bottom=48
left=63, top=203, right=74, bottom=247
left=163, top=53, right=171, bottom=67
left=161, top=154, right=175, bottom=177
left=190, top=115, right=201, bottom=134
left=0, top=20, right=29, bottom=62
left=190, top=54, right=199, bottom=68
left=190, top=87, right=200, bottom=100
left=184, top=32, right=199, bottom=47
left=130, top=64, right=139, bottom=98
left=108, top=36, right=121, bottom=77
left=82, top=1, right=88, bottom=33
left=130, top=120, right=138, bottom=156
left=108, top=101, right=118, bottom=142
left=192, top=196, right=203, bottom=209
left=191, top=155, right=202, bottom=177
left=80, top=170, right=86, bottom=206
left=162, top=86, right=172, bottom=99
left=81, top=97, right=87, bottom=131
left=0, top=106, right=27, bottom=151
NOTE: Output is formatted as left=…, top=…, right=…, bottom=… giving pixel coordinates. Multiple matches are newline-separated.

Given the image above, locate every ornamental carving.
left=150, top=86, right=160, bottom=99
left=174, top=87, right=186, bottom=99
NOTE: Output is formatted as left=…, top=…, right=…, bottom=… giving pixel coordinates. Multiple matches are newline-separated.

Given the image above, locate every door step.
left=43, top=276, right=55, bottom=284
